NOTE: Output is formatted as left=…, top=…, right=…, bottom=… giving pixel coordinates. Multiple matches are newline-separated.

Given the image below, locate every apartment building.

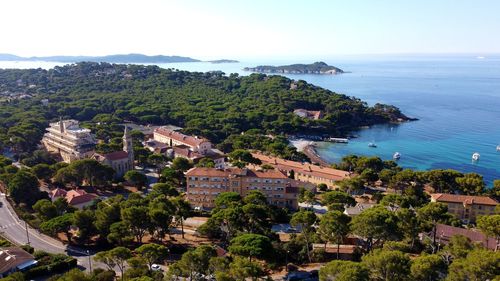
left=185, top=167, right=299, bottom=210
left=41, top=119, right=96, bottom=163
left=252, top=152, right=350, bottom=188
left=430, top=193, right=498, bottom=223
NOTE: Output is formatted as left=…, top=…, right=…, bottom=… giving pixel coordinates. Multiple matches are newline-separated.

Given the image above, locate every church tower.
left=123, top=126, right=134, bottom=164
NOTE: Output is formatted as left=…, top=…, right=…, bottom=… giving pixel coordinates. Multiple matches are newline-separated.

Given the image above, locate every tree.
left=417, top=203, right=453, bottom=253
left=148, top=206, right=173, bottom=241
left=149, top=183, right=179, bottom=197
left=290, top=210, right=317, bottom=263
left=172, top=197, right=191, bottom=239
left=229, top=233, right=273, bottom=261
left=121, top=206, right=151, bottom=243
left=396, top=208, right=421, bottom=248
left=8, top=170, right=41, bottom=206
left=124, top=257, right=149, bottom=280
left=321, top=191, right=355, bottom=211
left=476, top=214, right=500, bottom=251
left=214, top=192, right=242, bottom=209
left=318, top=211, right=351, bottom=259
left=196, top=157, right=216, bottom=168
left=228, top=149, right=261, bottom=168
left=455, top=173, right=485, bottom=195
left=337, top=177, right=365, bottom=194
left=124, top=170, right=148, bottom=189
left=317, top=183, right=328, bottom=192
left=361, top=249, right=411, bottom=281
left=104, top=247, right=132, bottom=281
left=446, top=249, right=500, bottom=281
left=229, top=256, right=265, bottom=281
left=95, top=198, right=122, bottom=238
left=319, top=260, right=369, bottom=281
left=136, top=243, right=168, bottom=271
left=73, top=209, right=97, bottom=243
left=171, top=157, right=193, bottom=172
left=298, top=188, right=315, bottom=209
left=33, top=199, right=58, bottom=221
left=70, top=159, right=115, bottom=186
left=442, top=235, right=474, bottom=261
left=31, top=163, right=55, bottom=181
left=53, top=197, right=71, bottom=215
left=410, top=254, right=447, bottom=281
left=107, top=221, right=134, bottom=246
left=170, top=245, right=217, bottom=280
left=350, top=206, right=400, bottom=251
left=147, top=153, right=168, bottom=173
left=40, top=213, right=74, bottom=241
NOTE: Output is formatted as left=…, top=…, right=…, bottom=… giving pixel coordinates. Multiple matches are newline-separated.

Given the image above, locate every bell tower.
left=123, top=126, right=134, bottom=158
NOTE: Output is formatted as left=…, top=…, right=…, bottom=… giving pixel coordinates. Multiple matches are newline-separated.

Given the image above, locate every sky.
left=0, top=0, right=499, bottom=60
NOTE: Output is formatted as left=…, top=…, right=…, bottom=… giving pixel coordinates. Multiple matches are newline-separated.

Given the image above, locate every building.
left=0, top=247, right=37, bottom=278
left=419, top=224, right=498, bottom=251
left=41, top=119, right=97, bottom=163
left=93, top=127, right=134, bottom=178
left=252, top=153, right=350, bottom=188
left=153, top=127, right=212, bottom=155
left=185, top=167, right=299, bottom=210
left=50, top=188, right=98, bottom=209
left=293, top=109, right=324, bottom=120
left=430, top=193, right=498, bottom=223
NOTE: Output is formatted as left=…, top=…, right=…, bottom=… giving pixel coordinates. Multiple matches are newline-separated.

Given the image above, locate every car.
left=151, top=264, right=162, bottom=271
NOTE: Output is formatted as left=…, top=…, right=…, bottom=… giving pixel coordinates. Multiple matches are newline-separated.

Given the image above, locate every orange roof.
left=252, top=152, right=350, bottom=181
left=94, top=150, right=129, bottom=161
left=431, top=193, right=498, bottom=206
left=245, top=169, right=288, bottom=179
left=186, top=167, right=236, bottom=177
left=65, top=189, right=97, bottom=206
left=154, top=127, right=209, bottom=147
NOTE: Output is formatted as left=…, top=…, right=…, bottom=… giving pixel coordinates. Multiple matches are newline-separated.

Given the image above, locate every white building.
left=153, top=127, right=212, bottom=155
left=41, top=119, right=96, bottom=163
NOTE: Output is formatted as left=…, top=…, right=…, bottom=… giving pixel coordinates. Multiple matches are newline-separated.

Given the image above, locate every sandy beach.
left=290, top=139, right=331, bottom=166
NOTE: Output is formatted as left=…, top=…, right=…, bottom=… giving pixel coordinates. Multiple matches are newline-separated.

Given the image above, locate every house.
left=293, top=109, right=324, bottom=120
left=312, top=244, right=360, bottom=260
left=153, top=127, right=212, bottom=155
left=93, top=127, right=134, bottom=178
left=50, top=188, right=98, bottom=209
left=0, top=247, right=37, bottom=278
left=41, top=119, right=97, bottom=163
left=185, top=167, right=299, bottom=210
left=343, top=203, right=376, bottom=216
left=420, top=224, right=498, bottom=251
left=430, top=193, right=498, bottom=223
left=252, top=152, right=350, bottom=188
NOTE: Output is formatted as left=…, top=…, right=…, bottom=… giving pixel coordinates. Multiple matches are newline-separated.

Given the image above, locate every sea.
left=1, top=55, right=500, bottom=184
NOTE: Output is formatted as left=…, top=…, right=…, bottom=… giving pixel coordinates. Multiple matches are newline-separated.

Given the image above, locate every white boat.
left=393, top=152, right=401, bottom=160
left=496, top=145, right=500, bottom=151
left=328, top=137, right=349, bottom=143
left=472, top=152, right=480, bottom=161
left=368, top=142, right=377, bottom=148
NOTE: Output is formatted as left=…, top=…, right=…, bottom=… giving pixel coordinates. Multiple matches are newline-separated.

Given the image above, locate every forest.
left=0, top=62, right=409, bottom=159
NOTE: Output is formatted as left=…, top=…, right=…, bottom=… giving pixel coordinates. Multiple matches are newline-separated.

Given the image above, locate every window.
left=232, top=181, right=239, bottom=187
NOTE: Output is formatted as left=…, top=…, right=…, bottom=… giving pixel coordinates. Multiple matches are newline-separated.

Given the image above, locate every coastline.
left=291, top=139, right=331, bottom=166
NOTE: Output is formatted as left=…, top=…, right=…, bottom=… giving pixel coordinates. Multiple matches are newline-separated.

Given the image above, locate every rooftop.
left=154, top=127, right=209, bottom=147
left=431, top=193, right=498, bottom=206
left=0, top=247, right=36, bottom=275
left=185, top=167, right=288, bottom=179
left=252, top=152, right=350, bottom=181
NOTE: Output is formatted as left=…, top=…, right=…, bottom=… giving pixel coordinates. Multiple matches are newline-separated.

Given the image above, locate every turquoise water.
left=2, top=55, right=500, bottom=182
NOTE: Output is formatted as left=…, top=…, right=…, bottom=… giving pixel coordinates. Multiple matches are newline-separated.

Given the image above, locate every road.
left=0, top=193, right=102, bottom=271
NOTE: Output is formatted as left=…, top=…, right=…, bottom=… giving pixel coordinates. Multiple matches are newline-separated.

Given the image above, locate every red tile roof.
left=431, top=193, right=498, bottom=206
left=185, top=167, right=287, bottom=179
left=252, top=152, right=350, bottom=181
left=95, top=151, right=129, bottom=161
left=186, top=167, right=236, bottom=177
left=154, top=127, right=209, bottom=147
left=65, top=189, right=97, bottom=206
left=434, top=224, right=497, bottom=250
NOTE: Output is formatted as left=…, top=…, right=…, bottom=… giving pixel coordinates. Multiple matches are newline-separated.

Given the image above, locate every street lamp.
left=285, top=250, right=290, bottom=272
left=87, top=250, right=92, bottom=273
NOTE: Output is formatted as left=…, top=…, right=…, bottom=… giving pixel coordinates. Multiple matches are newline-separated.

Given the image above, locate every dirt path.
left=303, top=144, right=330, bottom=166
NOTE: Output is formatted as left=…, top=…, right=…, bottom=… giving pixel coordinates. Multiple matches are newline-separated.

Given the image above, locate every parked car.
left=151, top=264, right=162, bottom=271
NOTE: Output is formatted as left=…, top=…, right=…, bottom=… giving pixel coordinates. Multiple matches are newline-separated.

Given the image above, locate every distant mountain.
left=0, top=53, right=201, bottom=63
left=244, top=61, right=344, bottom=74
left=208, top=59, right=239, bottom=64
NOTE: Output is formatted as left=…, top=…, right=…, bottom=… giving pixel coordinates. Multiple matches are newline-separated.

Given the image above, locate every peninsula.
left=244, top=61, right=344, bottom=74
left=1, top=53, right=204, bottom=63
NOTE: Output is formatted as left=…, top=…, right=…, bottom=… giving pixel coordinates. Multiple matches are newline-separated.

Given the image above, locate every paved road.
left=0, top=193, right=100, bottom=271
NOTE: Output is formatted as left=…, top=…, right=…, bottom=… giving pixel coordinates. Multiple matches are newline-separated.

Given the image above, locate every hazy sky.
left=1, top=0, right=499, bottom=59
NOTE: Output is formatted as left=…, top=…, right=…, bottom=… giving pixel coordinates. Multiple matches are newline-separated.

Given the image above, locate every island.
left=244, top=61, right=344, bottom=74
left=0, top=53, right=199, bottom=63
left=208, top=59, right=239, bottom=64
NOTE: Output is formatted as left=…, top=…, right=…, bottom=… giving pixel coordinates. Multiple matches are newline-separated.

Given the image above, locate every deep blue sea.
left=2, top=55, right=500, bottom=183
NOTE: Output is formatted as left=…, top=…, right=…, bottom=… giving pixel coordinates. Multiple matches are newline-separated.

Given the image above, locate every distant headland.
left=244, top=61, right=345, bottom=74
left=0, top=53, right=238, bottom=64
